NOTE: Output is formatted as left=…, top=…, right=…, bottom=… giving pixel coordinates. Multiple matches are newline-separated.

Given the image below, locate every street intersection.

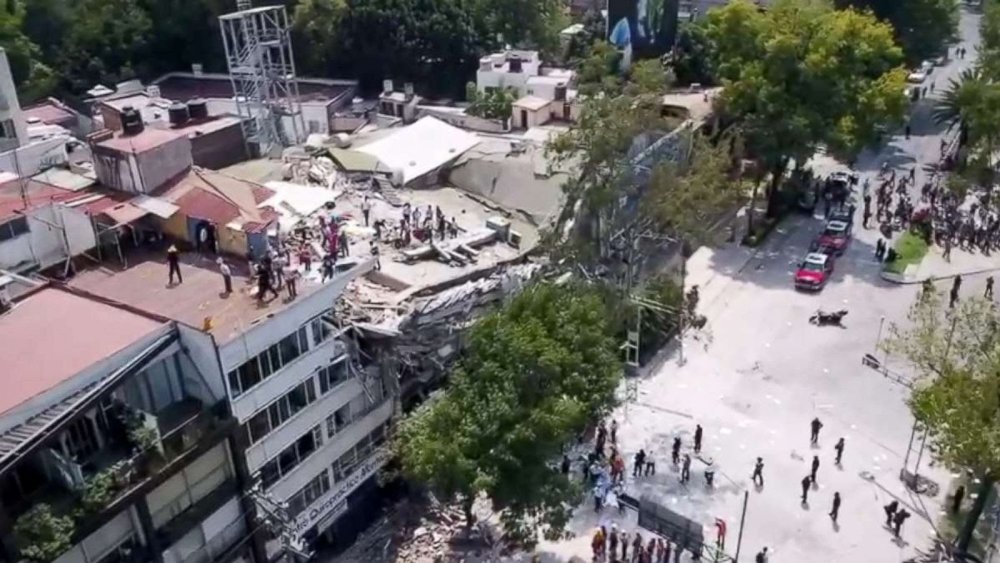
left=535, top=7, right=991, bottom=563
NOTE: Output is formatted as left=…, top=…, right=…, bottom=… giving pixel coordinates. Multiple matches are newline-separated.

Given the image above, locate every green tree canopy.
left=704, top=0, right=908, bottom=214
left=886, top=291, right=1000, bottom=554
left=835, top=0, right=957, bottom=64
left=395, top=282, right=622, bottom=542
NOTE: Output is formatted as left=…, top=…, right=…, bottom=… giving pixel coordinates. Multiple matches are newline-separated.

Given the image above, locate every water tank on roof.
left=121, top=107, right=144, bottom=136
left=168, top=102, right=189, bottom=126
left=187, top=98, right=209, bottom=120
left=554, top=84, right=567, bottom=101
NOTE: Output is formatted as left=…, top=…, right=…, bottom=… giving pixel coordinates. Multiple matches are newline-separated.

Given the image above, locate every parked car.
left=795, top=252, right=835, bottom=291
left=815, top=219, right=852, bottom=255
left=907, top=70, right=928, bottom=84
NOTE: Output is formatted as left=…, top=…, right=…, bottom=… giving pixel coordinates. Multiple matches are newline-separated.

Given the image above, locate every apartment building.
left=0, top=279, right=254, bottom=563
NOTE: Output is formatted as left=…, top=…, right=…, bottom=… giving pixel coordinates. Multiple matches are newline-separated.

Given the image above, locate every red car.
left=795, top=252, right=835, bottom=291
left=816, top=220, right=852, bottom=255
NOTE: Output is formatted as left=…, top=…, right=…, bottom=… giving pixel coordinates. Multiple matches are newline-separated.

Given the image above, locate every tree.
left=465, top=82, right=515, bottom=120
left=395, top=282, right=622, bottom=542
left=835, top=0, right=958, bottom=64
left=671, top=23, right=715, bottom=87
left=292, top=0, right=348, bottom=77
left=885, top=291, right=1000, bottom=554
left=13, top=504, right=74, bottom=562
left=57, top=0, right=152, bottom=93
left=704, top=0, right=908, bottom=216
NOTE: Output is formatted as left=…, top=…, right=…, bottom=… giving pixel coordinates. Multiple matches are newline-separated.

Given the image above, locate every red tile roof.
left=160, top=168, right=277, bottom=232
left=0, top=179, right=76, bottom=222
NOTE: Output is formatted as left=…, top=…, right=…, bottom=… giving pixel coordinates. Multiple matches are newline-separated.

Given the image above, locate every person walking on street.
left=952, top=485, right=966, bottom=513
left=801, top=475, right=811, bottom=504
left=621, top=531, right=629, bottom=561
left=987, top=276, right=995, bottom=299
left=681, top=454, right=692, bottom=483
left=951, top=275, right=962, bottom=308
left=672, top=437, right=681, bottom=465
left=755, top=547, right=769, bottom=563
left=893, top=509, right=910, bottom=537
left=834, top=437, right=845, bottom=465
left=167, top=245, right=183, bottom=285
left=752, top=457, right=764, bottom=487
left=905, top=123, right=911, bottom=139
left=217, top=258, right=232, bottom=294
left=884, top=500, right=899, bottom=527
left=863, top=207, right=872, bottom=229
left=829, top=492, right=841, bottom=523
left=611, top=419, right=618, bottom=444
left=634, top=449, right=646, bottom=478
left=694, top=424, right=703, bottom=454
left=811, top=455, right=820, bottom=483
left=810, top=417, right=823, bottom=445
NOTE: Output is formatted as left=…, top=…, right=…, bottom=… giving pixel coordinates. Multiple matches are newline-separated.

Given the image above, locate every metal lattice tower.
left=219, top=1, right=305, bottom=156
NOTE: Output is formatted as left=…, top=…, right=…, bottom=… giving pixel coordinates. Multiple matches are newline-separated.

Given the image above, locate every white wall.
left=270, top=398, right=392, bottom=502
left=0, top=48, right=28, bottom=148
left=176, top=323, right=227, bottom=401
left=218, top=261, right=372, bottom=372
left=0, top=203, right=98, bottom=272
left=146, top=442, right=231, bottom=529
left=245, top=363, right=359, bottom=472
left=228, top=338, right=349, bottom=424
left=0, top=136, right=70, bottom=177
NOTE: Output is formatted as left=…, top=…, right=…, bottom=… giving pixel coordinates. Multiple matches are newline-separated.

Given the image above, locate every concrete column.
left=228, top=433, right=268, bottom=563
left=135, top=498, right=165, bottom=563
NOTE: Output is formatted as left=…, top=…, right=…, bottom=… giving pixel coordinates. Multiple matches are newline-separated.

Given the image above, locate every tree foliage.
left=14, top=504, right=74, bottom=562
left=465, top=82, right=515, bottom=120
left=0, top=0, right=563, bottom=103
left=395, top=282, right=622, bottom=542
left=671, top=23, right=716, bottom=87
left=835, top=0, right=957, bottom=64
left=704, top=0, right=908, bottom=214
left=885, top=291, right=1000, bottom=552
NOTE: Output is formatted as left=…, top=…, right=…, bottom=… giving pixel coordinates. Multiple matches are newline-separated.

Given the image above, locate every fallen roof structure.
left=355, top=116, right=480, bottom=185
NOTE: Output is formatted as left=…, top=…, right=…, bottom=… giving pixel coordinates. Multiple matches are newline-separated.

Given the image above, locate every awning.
left=102, top=202, right=149, bottom=226
left=133, top=194, right=179, bottom=219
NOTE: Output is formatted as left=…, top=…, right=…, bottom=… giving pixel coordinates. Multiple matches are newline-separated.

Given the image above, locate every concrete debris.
left=328, top=497, right=509, bottom=563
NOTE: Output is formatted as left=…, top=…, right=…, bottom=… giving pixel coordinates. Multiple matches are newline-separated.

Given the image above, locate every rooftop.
left=23, top=99, right=77, bottom=126
left=0, top=286, right=165, bottom=417
left=96, top=128, right=186, bottom=155
left=157, top=168, right=278, bottom=233
left=66, top=246, right=351, bottom=344
left=0, top=178, right=75, bottom=221
left=355, top=117, right=480, bottom=185
left=152, top=72, right=356, bottom=105
left=513, top=95, right=552, bottom=111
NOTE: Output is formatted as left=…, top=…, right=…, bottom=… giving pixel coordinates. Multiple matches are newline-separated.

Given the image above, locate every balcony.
left=8, top=399, right=235, bottom=550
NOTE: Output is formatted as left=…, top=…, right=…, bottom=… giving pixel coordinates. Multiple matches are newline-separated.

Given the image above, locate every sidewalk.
left=881, top=245, right=1000, bottom=284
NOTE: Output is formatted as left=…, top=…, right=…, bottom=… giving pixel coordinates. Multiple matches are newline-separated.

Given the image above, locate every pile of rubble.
left=331, top=497, right=505, bottom=563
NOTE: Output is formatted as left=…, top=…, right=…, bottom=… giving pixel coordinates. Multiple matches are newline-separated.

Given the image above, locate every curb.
left=880, top=265, right=1000, bottom=285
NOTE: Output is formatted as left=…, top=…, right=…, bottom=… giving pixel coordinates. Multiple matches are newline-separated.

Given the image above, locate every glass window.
left=333, top=404, right=351, bottom=432
left=226, top=322, right=320, bottom=399
left=247, top=410, right=271, bottom=444
left=318, top=360, right=349, bottom=394
left=311, top=316, right=332, bottom=346
left=260, top=459, right=280, bottom=489
left=259, top=425, right=323, bottom=490
left=278, top=333, right=302, bottom=366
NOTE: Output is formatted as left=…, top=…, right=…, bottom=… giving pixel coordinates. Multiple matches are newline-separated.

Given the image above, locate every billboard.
left=608, top=0, right=680, bottom=64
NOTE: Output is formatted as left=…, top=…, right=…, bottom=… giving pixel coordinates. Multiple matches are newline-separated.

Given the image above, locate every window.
left=259, top=425, right=323, bottom=489
left=227, top=327, right=314, bottom=398
left=326, top=403, right=352, bottom=438
left=331, top=449, right=357, bottom=483
left=0, top=216, right=29, bottom=242
left=311, top=316, right=332, bottom=346
left=330, top=424, right=391, bottom=484
left=318, top=360, right=349, bottom=394
left=286, top=470, right=331, bottom=518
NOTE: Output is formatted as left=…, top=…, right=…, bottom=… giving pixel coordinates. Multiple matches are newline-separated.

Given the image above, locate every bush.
left=885, top=231, right=930, bottom=274
left=81, top=467, right=121, bottom=515
left=14, top=504, right=74, bottom=562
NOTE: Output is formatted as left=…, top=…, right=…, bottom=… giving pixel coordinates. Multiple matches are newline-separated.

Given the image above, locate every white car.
left=907, top=71, right=928, bottom=84
left=920, top=60, right=935, bottom=74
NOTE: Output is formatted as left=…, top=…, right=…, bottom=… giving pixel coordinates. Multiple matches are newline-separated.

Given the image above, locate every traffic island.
left=881, top=231, right=929, bottom=282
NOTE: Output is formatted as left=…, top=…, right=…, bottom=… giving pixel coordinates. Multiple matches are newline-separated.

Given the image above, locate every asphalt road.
left=535, top=7, right=985, bottom=563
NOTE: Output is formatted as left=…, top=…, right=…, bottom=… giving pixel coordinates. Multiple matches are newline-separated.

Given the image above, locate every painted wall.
left=176, top=322, right=227, bottom=401
left=52, top=509, right=140, bottom=563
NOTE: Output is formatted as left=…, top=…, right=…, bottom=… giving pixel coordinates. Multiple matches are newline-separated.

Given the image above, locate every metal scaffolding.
left=219, top=2, right=305, bottom=156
